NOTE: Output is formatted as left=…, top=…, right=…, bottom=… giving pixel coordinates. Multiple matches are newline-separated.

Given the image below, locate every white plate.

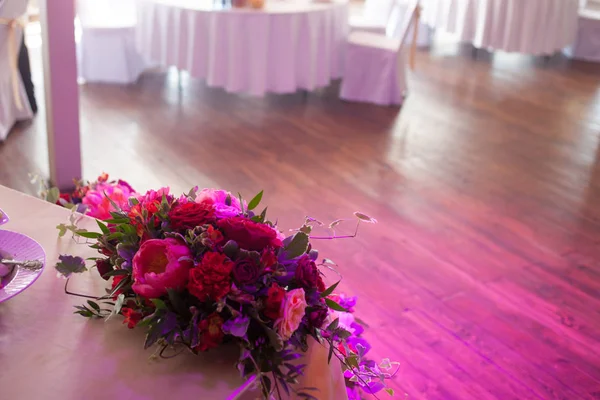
left=0, top=230, right=46, bottom=303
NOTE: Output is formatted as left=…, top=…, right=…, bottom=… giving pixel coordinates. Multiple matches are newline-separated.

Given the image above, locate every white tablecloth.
left=0, top=185, right=347, bottom=400
left=136, top=0, right=349, bottom=95
left=423, top=0, right=580, bottom=55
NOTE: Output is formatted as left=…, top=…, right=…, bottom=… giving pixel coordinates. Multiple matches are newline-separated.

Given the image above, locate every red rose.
left=263, top=283, right=285, bottom=320
left=168, top=201, right=215, bottom=231
left=111, top=275, right=126, bottom=299
left=121, top=307, right=143, bottom=329
left=217, top=217, right=282, bottom=251
left=294, top=255, right=319, bottom=289
left=317, top=276, right=326, bottom=293
left=188, top=252, right=233, bottom=301
left=95, top=259, right=113, bottom=280
left=57, top=193, right=72, bottom=205
left=195, top=313, right=224, bottom=352
left=261, top=248, right=277, bottom=269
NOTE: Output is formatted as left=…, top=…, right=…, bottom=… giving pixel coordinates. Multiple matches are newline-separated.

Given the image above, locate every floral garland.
left=48, top=175, right=398, bottom=399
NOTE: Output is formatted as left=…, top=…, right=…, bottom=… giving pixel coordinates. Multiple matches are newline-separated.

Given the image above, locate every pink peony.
left=131, top=238, right=193, bottom=298
left=195, top=189, right=246, bottom=218
left=274, top=288, right=307, bottom=341
left=82, top=182, right=135, bottom=220
left=135, top=187, right=172, bottom=206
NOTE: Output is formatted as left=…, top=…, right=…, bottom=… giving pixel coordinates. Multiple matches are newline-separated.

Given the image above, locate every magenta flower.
left=195, top=188, right=245, bottom=218
left=131, top=238, right=193, bottom=298
left=82, top=181, right=135, bottom=220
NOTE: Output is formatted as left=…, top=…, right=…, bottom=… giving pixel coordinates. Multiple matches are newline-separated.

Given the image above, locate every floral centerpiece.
left=52, top=182, right=398, bottom=399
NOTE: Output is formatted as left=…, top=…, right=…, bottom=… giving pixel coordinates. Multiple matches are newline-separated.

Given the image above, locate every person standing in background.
left=0, top=0, right=38, bottom=114
left=18, top=15, right=36, bottom=114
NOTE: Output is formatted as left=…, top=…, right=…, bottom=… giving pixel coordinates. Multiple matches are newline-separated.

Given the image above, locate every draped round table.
left=136, top=0, right=349, bottom=95
left=422, top=0, right=580, bottom=55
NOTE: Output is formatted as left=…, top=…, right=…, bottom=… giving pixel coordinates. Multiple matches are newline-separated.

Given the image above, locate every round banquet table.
left=136, top=0, right=349, bottom=96
left=422, top=0, right=580, bottom=55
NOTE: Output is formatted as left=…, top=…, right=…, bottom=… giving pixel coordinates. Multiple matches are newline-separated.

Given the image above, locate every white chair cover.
left=340, top=0, right=419, bottom=105
left=76, top=0, right=146, bottom=84
left=350, top=0, right=431, bottom=47
left=568, top=9, right=600, bottom=62
left=0, top=0, right=33, bottom=142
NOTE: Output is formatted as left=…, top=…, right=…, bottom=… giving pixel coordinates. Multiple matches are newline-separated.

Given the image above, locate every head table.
left=0, top=185, right=347, bottom=400
left=135, top=0, right=349, bottom=96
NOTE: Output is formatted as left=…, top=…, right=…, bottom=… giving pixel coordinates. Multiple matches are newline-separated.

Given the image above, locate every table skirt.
left=423, top=0, right=579, bottom=55
left=136, top=1, right=349, bottom=95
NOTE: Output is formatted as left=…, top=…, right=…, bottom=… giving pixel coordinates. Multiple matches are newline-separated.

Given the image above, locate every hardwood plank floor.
left=2, top=36, right=600, bottom=399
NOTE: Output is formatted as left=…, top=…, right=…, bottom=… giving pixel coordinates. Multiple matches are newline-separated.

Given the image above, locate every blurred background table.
left=422, top=0, right=580, bottom=55
left=136, top=0, right=349, bottom=95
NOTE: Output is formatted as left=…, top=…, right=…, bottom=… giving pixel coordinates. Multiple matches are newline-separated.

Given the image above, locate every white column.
left=39, top=0, right=82, bottom=190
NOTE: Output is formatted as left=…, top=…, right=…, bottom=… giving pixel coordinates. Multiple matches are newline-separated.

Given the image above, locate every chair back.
left=77, top=0, right=137, bottom=28
left=0, top=0, right=28, bottom=18
left=363, top=0, right=396, bottom=25
left=387, top=0, right=420, bottom=51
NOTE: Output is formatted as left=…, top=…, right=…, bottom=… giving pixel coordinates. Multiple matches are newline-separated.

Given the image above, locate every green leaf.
left=46, top=187, right=60, bottom=204
left=327, top=340, right=334, bottom=363
left=283, top=232, right=309, bottom=259
left=104, top=217, right=129, bottom=224
left=106, top=294, right=125, bottom=321
left=87, top=300, right=100, bottom=312
left=353, top=212, right=377, bottom=224
left=259, top=207, right=268, bottom=221
left=385, top=388, right=395, bottom=396
left=167, top=289, right=188, bottom=317
left=346, top=355, right=359, bottom=369
left=263, top=325, right=284, bottom=352
left=325, top=318, right=339, bottom=331
left=96, top=220, right=110, bottom=235
left=247, top=190, right=263, bottom=211
left=102, top=269, right=130, bottom=277
left=238, top=193, right=245, bottom=214
left=261, top=375, right=272, bottom=396
left=325, top=298, right=348, bottom=313
left=75, top=230, right=103, bottom=239
left=135, top=314, right=156, bottom=328
left=56, top=223, right=68, bottom=238
left=151, top=298, right=167, bottom=310
left=320, top=281, right=340, bottom=298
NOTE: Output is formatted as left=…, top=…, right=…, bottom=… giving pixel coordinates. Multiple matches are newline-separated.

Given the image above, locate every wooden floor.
left=3, top=38, right=600, bottom=399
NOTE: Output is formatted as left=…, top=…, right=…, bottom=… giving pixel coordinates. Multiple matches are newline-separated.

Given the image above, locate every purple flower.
left=350, top=321, right=364, bottom=336
left=366, top=381, right=386, bottom=394
left=346, top=386, right=361, bottom=400
left=348, top=337, right=371, bottom=357
left=232, top=257, right=261, bottom=285
left=223, top=315, right=250, bottom=338
left=339, top=295, right=357, bottom=312
left=116, top=243, right=136, bottom=270
left=294, top=255, right=319, bottom=289
left=55, top=255, right=87, bottom=278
